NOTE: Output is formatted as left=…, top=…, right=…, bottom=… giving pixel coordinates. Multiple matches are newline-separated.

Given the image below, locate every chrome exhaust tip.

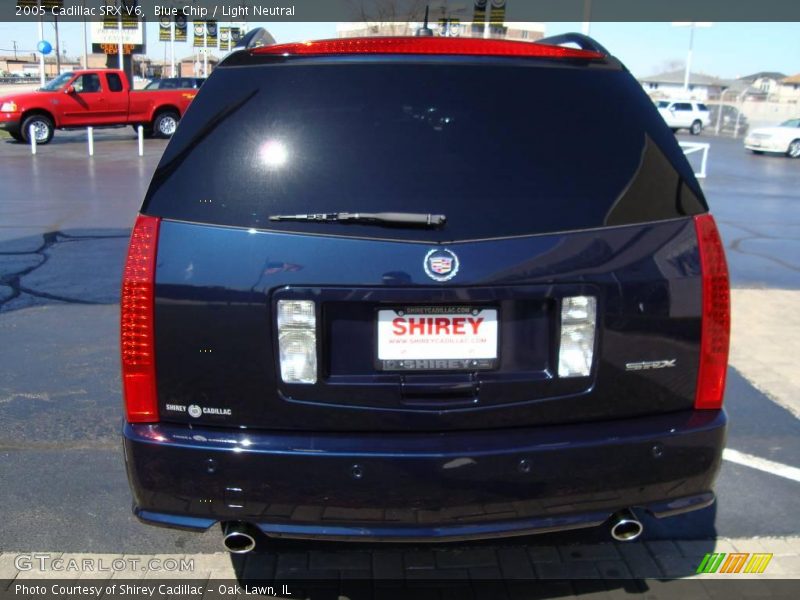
left=609, top=509, right=643, bottom=542
left=222, top=522, right=257, bottom=554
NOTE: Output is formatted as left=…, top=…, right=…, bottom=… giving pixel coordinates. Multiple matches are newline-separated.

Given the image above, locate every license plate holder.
left=376, top=306, right=499, bottom=371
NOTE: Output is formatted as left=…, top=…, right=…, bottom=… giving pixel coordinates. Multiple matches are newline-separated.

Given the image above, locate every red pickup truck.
left=0, top=69, right=198, bottom=144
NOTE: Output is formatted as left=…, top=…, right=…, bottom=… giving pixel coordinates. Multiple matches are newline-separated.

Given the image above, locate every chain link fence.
left=705, top=99, right=799, bottom=138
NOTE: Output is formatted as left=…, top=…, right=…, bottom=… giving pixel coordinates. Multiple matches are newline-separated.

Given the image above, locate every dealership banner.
left=159, top=15, right=188, bottom=42
left=218, top=26, right=242, bottom=51
left=174, top=14, right=187, bottom=41
left=193, top=20, right=217, bottom=48
left=472, top=0, right=486, bottom=25
left=489, top=0, right=505, bottom=26
left=101, top=1, right=140, bottom=29
left=158, top=16, right=171, bottom=41
left=157, top=1, right=188, bottom=41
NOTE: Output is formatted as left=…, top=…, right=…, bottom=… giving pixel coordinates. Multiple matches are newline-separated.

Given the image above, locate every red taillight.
left=121, top=214, right=160, bottom=423
left=252, top=37, right=604, bottom=60
left=694, top=214, right=730, bottom=409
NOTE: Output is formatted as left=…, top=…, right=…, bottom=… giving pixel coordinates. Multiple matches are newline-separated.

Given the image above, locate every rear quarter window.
left=107, top=73, right=123, bottom=92
left=143, top=58, right=705, bottom=242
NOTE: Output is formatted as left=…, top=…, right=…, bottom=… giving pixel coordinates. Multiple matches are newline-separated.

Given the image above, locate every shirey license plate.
left=377, top=307, right=498, bottom=371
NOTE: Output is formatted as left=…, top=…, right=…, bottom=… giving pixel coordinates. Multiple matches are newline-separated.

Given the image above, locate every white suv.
left=656, top=100, right=711, bottom=135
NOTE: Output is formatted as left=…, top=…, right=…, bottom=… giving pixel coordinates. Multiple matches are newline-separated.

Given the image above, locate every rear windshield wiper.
left=268, top=212, right=446, bottom=228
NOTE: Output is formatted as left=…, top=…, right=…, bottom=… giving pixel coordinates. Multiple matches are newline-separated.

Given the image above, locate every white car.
left=655, top=100, right=711, bottom=135
left=744, top=118, right=800, bottom=158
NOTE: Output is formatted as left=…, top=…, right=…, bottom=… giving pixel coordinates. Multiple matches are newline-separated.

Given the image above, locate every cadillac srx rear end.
left=121, top=35, right=729, bottom=548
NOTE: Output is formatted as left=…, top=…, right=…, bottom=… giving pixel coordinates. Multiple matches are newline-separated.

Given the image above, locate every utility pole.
left=12, top=41, right=17, bottom=60
left=671, top=22, right=713, bottom=95
left=82, top=0, right=89, bottom=69
left=54, top=15, right=61, bottom=74
left=203, top=24, right=208, bottom=77
left=37, top=0, right=45, bottom=86
left=170, top=18, right=175, bottom=77
left=582, top=0, right=592, bottom=36
left=117, top=11, right=124, bottom=71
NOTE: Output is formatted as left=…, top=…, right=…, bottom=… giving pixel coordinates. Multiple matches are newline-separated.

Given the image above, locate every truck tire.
left=690, top=120, right=702, bottom=136
left=153, top=111, right=179, bottom=138
left=21, top=114, right=54, bottom=145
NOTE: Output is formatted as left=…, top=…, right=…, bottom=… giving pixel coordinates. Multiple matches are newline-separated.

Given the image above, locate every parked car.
left=0, top=69, right=199, bottom=144
left=122, top=34, right=729, bottom=551
left=656, top=100, right=711, bottom=135
left=744, top=118, right=800, bottom=158
left=144, top=77, right=206, bottom=90
left=708, top=104, right=749, bottom=135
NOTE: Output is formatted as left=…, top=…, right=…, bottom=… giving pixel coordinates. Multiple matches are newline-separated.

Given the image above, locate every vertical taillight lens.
left=694, top=214, right=730, bottom=409
left=121, top=214, right=160, bottom=422
left=558, top=296, right=597, bottom=378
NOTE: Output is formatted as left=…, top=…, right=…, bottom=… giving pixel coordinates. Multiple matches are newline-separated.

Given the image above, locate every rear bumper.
left=123, top=409, right=726, bottom=541
left=745, top=139, right=786, bottom=153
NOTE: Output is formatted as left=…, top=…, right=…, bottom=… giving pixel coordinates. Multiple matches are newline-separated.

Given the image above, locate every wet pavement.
left=698, top=132, right=800, bottom=290
left=0, top=129, right=798, bottom=576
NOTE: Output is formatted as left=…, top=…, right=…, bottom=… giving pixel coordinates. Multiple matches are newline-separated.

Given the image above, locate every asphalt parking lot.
left=0, top=128, right=799, bottom=593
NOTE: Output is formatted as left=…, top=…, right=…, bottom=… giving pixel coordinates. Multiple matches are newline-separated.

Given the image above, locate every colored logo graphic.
left=696, top=552, right=773, bottom=574
left=424, top=249, right=459, bottom=282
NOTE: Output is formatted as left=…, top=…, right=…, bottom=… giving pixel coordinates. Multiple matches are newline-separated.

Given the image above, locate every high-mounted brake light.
left=694, top=214, right=730, bottom=410
left=121, top=214, right=160, bottom=423
left=252, top=37, right=604, bottom=60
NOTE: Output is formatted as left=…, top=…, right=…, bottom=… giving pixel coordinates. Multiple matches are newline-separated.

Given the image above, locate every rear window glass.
left=144, top=60, right=703, bottom=241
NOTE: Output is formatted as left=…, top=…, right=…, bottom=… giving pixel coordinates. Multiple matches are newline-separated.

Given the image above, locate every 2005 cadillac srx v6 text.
left=121, top=34, right=730, bottom=552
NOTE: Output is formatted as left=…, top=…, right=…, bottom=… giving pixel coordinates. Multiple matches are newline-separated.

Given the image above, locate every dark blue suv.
left=121, top=35, right=729, bottom=552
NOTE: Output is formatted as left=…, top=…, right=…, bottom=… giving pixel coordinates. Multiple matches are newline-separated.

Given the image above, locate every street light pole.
left=672, top=22, right=712, bottom=96
left=37, top=0, right=45, bottom=86
left=582, top=0, right=592, bottom=36
left=82, top=0, right=88, bottom=69
left=203, top=24, right=208, bottom=77
left=54, top=14, right=61, bottom=75
left=117, top=12, right=124, bottom=71
left=170, top=20, right=175, bottom=77
left=683, top=24, right=695, bottom=92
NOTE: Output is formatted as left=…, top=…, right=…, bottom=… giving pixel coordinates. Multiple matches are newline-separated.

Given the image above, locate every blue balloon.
left=37, top=41, right=52, bottom=55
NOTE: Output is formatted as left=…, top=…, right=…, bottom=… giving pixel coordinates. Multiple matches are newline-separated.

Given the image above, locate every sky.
left=0, top=21, right=798, bottom=79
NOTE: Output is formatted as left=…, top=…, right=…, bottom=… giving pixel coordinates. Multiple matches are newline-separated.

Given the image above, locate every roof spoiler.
left=226, top=27, right=277, bottom=57
left=536, top=33, right=609, bottom=57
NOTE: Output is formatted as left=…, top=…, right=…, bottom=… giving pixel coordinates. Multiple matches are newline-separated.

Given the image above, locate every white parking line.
left=723, top=448, right=800, bottom=483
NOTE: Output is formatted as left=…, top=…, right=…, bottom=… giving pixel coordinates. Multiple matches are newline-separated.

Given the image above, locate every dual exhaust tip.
left=222, top=510, right=643, bottom=553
